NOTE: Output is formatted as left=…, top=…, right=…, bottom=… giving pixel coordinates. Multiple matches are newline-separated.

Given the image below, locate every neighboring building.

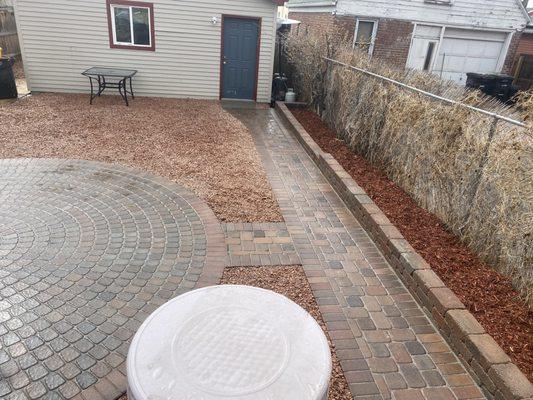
left=288, top=0, right=530, bottom=84
left=14, top=0, right=287, bottom=102
left=513, top=10, right=533, bottom=89
left=278, top=5, right=289, bottom=19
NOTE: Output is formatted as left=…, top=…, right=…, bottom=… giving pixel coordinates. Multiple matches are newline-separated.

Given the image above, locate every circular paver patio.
left=0, top=159, right=225, bottom=399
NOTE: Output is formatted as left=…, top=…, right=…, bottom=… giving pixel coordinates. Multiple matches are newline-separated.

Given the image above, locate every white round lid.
left=127, top=285, right=332, bottom=400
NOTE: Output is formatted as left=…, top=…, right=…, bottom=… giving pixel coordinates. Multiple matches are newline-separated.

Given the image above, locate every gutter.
left=287, top=1, right=336, bottom=9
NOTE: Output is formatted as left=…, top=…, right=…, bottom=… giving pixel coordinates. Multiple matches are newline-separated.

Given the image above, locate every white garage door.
left=434, top=28, right=508, bottom=84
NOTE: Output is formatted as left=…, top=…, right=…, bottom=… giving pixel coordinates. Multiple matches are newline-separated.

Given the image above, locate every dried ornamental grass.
left=286, top=32, right=533, bottom=304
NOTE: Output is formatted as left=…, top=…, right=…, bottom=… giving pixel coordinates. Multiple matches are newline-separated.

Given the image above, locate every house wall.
left=372, top=20, right=414, bottom=69
left=336, top=0, right=528, bottom=31
left=513, top=31, right=533, bottom=89
left=514, top=31, right=533, bottom=60
left=510, top=30, right=533, bottom=75
left=14, top=0, right=278, bottom=102
left=503, top=31, right=523, bottom=73
left=290, top=13, right=414, bottom=68
left=289, top=11, right=334, bottom=35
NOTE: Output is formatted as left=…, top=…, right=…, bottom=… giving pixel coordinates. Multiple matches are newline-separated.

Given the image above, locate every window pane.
left=356, top=21, right=374, bottom=45
left=114, top=7, right=132, bottom=43
left=132, top=7, right=150, bottom=45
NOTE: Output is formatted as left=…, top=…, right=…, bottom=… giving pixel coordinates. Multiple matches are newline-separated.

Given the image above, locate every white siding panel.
left=15, top=0, right=277, bottom=102
left=336, top=0, right=528, bottom=31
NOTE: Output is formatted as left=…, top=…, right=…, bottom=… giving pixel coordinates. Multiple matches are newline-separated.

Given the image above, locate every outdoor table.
left=127, top=285, right=332, bottom=400
left=82, top=67, right=137, bottom=106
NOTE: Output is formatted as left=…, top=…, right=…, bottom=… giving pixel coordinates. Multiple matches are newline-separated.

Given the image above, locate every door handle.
left=223, top=56, right=227, bottom=65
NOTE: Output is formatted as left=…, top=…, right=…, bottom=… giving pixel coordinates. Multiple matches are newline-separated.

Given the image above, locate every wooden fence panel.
left=0, top=6, right=20, bottom=56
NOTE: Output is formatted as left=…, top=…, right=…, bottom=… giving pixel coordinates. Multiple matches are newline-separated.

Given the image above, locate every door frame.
left=219, top=14, right=262, bottom=101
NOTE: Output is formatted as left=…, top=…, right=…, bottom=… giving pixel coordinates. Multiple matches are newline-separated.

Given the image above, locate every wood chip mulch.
left=221, top=266, right=352, bottom=400
left=289, top=107, right=533, bottom=381
left=0, top=94, right=283, bottom=223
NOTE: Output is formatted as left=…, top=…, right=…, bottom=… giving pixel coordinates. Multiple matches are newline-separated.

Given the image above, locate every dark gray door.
left=221, top=17, right=260, bottom=100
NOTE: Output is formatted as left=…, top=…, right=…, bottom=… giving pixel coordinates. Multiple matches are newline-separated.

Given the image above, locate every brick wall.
left=372, top=19, right=414, bottom=70
left=331, top=15, right=414, bottom=69
left=335, top=15, right=356, bottom=42
left=509, top=31, right=533, bottom=75
left=503, top=31, right=523, bottom=74
left=515, top=32, right=533, bottom=57
left=289, top=12, right=335, bottom=36
left=289, top=13, right=413, bottom=69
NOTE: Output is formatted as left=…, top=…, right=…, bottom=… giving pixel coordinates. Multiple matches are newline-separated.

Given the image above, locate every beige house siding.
left=14, top=0, right=277, bottom=102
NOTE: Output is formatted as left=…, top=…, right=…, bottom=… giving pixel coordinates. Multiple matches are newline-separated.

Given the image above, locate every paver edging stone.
left=275, top=101, right=533, bottom=400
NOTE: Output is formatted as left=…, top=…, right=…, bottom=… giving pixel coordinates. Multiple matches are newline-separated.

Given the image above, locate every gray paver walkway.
left=0, top=159, right=225, bottom=400
left=228, top=108, right=486, bottom=400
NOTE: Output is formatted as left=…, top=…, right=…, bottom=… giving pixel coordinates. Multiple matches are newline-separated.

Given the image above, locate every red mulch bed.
left=289, top=107, right=533, bottom=381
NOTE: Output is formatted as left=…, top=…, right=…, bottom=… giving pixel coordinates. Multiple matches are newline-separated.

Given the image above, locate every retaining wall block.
left=445, top=309, right=486, bottom=339
left=400, top=252, right=431, bottom=276
left=471, top=358, right=497, bottom=395
left=488, top=363, right=533, bottom=400
left=428, top=287, right=466, bottom=315
left=466, top=334, right=511, bottom=371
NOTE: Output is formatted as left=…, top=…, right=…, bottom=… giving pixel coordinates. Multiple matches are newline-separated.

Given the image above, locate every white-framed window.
left=353, top=19, right=378, bottom=55
left=108, top=1, right=154, bottom=50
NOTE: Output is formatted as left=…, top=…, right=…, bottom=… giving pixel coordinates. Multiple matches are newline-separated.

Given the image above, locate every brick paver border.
left=275, top=102, right=533, bottom=400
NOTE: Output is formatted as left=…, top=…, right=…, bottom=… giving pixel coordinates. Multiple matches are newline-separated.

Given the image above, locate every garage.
left=436, top=28, right=509, bottom=84
left=407, top=25, right=510, bottom=85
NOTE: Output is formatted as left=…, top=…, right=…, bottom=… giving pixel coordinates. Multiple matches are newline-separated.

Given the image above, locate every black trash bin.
left=0, top=57, right=18, bottom=100
left=466, top=72, right=517, bottom=104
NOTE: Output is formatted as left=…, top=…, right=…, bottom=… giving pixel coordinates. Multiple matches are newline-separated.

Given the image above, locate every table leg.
left=124, top=79, right=129, bottom=106
left=89, top=77, right=94, bottom=105
left=118, top=79, right=129, bottom=106
left=99, top=76, right=106, bottom=97
left=129, top=78, right=135, bottom=99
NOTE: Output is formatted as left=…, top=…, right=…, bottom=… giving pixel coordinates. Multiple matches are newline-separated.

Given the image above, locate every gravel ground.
left=0, top=93, right=282, bottom=222
left=221, top=266, right=352, bottom=400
